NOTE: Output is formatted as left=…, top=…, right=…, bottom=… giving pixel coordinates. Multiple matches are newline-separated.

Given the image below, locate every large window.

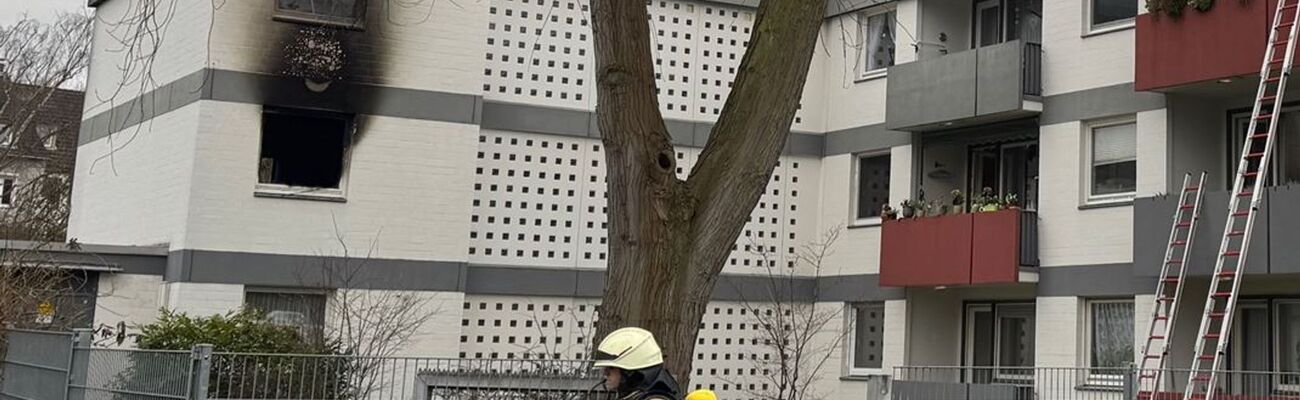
left=257, top=108, right=352, bottom=200
left=859, top=7, right=896, bottom=77
left=1088, top=0, right=1137, bottom=33
left=854, top=153, right=892, bottom=223
left=1086, top=300, right=1134, bottom=381
left=968, top=141, right=1039, bottom=210
left=850, top=302, right=886, bottom=375
left=1231, top=107, right=1300, bottom=187
left=275, top=0, right=367, bottom=28
left=245, top=290, right=327, bottom=341
left=1086, top=118, right=1137, bottom=203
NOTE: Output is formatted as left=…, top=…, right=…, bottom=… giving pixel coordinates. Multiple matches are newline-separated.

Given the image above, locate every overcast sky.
left=0, top=0, right=88, bottom=26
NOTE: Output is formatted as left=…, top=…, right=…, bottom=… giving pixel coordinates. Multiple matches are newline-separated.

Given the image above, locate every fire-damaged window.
left=256, top=108, right=352, bottom=200
left=274, top=0, right=367, bottom=29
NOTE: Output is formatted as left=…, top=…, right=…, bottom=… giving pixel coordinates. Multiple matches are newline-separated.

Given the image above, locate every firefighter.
left=594, top=327, right=682, bottom=400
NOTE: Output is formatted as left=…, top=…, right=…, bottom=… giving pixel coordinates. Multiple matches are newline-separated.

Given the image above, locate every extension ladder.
left=1183, top=0, right=1299, bottom=398
left=1136, top=172, right=1206, bottom=400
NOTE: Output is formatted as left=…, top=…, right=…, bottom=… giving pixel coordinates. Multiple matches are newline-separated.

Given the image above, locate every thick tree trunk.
left=590, top=0, right=827, bottom=388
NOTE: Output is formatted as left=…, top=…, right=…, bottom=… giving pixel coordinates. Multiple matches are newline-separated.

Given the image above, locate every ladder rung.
left=1232, top=211, right=1251, bottom=217
left=1198, top=355, right=1216, bottom=360
left=1158, top=296, right=1175, bottom=302
left=1257, top=113, right=1275, bottom=120
left=1155, top=316, right=1169, bottom=320
left=1285, top=2, right=1299, bottom=9
left=1251, top=133, right=1271, bottom=140
left=1263, top=95, right=1279, bottom=102
left=1162, top=276, right=1180, bottom=283
left=1173, top=240, right=1188, bottom=246
left=1209, top=312, right=1226, bottom=319
left=1244, top=171, right=1259, bottom=177
left=1193, top=374, right=1212, bottom=381
left=1228, top=230, right=1245, bottom=236
left=1151, top=335, right=1166, bottom=340
left=1219, top=271, right=1236, bottom=278
left=1179, top=204, right=1196, bottom=209
left=1237, top=191, right=1254, bottom=197
left=1223, top=251, right=1242, bottom=257
left=1205, top=333, right=1222, bottom=339
left=1267, top=76, right=1283, bottom=83
left=1140, top=373, right=1158, bottom=379
left=1212, top=291, right=1233, bottom=297
left=1175, top=222, right=1192, bottom=228
left=1185, top=186, right=1200, bottom=192
left=1278, top=22, right=1296, bottom=30
left=1247, top=151, right=1267, bottom=158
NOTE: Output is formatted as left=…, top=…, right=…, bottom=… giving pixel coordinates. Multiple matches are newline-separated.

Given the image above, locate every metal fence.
left=1, top=329, right=611, bottom=400
left=893, top=366, right=1300, bottom=400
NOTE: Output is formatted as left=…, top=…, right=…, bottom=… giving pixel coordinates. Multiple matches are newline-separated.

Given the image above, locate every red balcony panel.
left=880, top=214, right=973, bottom=287
left=972, top=210, right=1021, bottom=285
left=881, top=209, right=1030, bottom=287
left=1135, top=1, right=1271, bottom=91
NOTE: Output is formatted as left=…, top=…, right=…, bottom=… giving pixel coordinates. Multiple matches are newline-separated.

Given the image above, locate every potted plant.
left=899, top=200, right=917, bottom=219
left=949, top=190, right=965, bottom=214
left=880, top=204, right=897, bottom=221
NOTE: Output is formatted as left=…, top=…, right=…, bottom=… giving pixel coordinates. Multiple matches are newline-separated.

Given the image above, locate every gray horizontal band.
left=823, top=123, right=912, bottom=155
left=1040, top=82, right=1166, bottom=125
left=166, top=250, right=468, bottom=292
left=1036, top=264, right=1155, bottom=297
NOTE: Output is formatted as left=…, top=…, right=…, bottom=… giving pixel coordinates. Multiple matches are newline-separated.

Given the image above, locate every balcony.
left=1135, top=1, right=1272, bottom=91
left=879, top=209, right=1039, bottom=287
left=1133, top=184, right=1300, bottom=276
left=885, top=40, right=1043, bottom=132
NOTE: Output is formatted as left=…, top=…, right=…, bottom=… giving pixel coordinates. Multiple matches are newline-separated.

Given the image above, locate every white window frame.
left=847, top=302, right=887, bottom=377
left=1084, top=0, right=1137, bottom=36
left=857, top=5, right=898, bottom=81
left=253, top=108, right=352, bottom=202
left=273, top=0, right=368, bottom=30
left=1082, top=299, right=1135, bottom=386
left=0, top=124, right=12, bottom=148
left=851, top=150, right=892, bottom=227
left=244, top=287, right=329, bottom=340
left=1082, top=116, right=1138, bottom=206
left=38, top=125, right=57, bottom=150
left=0, top=174, right=16, bottom=208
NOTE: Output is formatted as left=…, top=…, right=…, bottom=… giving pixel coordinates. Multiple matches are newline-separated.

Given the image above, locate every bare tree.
left=0, top=13, right=94, bottom=352
left=726, top=228, right=847, bottom=400
left=296, top=223, right=445, bottom=398
left=589, top=0, right=829, bottom=384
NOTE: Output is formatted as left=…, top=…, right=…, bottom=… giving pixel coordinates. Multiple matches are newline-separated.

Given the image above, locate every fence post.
left=1123, top=362, right=1137, bottom=400
left=65, top=329, right=92, bottom=400
left=189, top=344, right=213, bottom=400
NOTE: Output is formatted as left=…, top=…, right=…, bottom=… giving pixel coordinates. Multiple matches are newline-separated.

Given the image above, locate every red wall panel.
left=1136, top=1, right=1270, bottom=91
left=880, top=214, right=974, bottom=287
left=971, top=210, right=1021, bottom=285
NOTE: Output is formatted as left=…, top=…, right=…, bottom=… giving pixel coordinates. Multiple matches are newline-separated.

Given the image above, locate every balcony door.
left=968, top=140, right=1039, bottom=210
left=974, top=0, right=1042, bottom=48
left=1231, top=106, right=1300, bottom=187
left=965, top=303, right=1036, bottom=383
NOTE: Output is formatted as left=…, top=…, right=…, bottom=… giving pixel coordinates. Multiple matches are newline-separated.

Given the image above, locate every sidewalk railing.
left=893, top=366, right=1300, bottom=400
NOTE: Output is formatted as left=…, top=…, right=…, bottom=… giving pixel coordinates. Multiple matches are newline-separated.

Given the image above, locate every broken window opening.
left=274, top=0, right=367, bottom=29
left=258, top=108, right=352, bottom=192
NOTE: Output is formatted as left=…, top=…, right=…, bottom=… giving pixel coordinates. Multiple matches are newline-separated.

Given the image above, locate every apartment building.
left=66, top=0, right=1298, bottom=399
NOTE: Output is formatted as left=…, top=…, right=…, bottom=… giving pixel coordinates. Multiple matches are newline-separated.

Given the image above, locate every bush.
left=126, top=308, right=351, bottom=399
left=136, top=308, right=332, bottom=353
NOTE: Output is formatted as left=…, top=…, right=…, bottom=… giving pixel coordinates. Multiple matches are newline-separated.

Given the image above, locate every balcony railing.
left=886, top=40, right=1043, bottom=131
left=893, top=366, right=1300, bottom=400
left=880, top=209, right=1037, bottom=287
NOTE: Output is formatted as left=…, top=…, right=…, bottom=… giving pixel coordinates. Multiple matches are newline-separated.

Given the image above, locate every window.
left=245, top=290, right=327, bottom=341
left=1231, top=107, right=1300, bottom=187
left=1086, top=300, right=1134, bottom=382
left=256, top=108, right=352, bottom=200
left=0, top=124, right=11, bottom=147
left=274, top=0, right=366, bottom=28
left=1088, top=0, right=1137, bottom=33
left=38, top=125, right=57, bottom=150
left=854, top=153, right=891, bottom=223
left=859, top=8, right=896, bottom=77
left=0, top=176, right=14, bottom=208
left=1086, top=118, right=1137, bottom=202
left=849, top=302, right=886, bottom=375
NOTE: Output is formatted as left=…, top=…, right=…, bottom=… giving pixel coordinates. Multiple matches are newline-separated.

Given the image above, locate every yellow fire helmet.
left=686, top=389, right=718, bottom=400
left=593, top=327, right=664, bottom=370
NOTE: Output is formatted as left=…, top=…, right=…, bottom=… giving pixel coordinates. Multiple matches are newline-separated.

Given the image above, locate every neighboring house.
left=65, top=0, right=1300, bottom=399
left=0, top=81, right=82, bottom=241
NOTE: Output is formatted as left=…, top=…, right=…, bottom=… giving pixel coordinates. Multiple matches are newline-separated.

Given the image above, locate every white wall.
left=1040, top=0, right=1136, bottom=96
left=817, top=1, right=920, bottom=132
left=94, top=273, right=164, bottom=338
left=178, top=101, right=478, bottom=261
left=83, top=0, right=211, bottom=115
left=1035, top=296, right=1081, bottom=367
left=818, top=146, right=912, bottom=276
left=1037, top=108, right=1166, bottom=267
left=162, top=282, right=245, bottom=317
left=68, top=103, right=201, bottom=247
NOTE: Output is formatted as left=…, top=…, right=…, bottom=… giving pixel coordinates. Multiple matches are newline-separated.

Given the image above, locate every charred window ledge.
left=254, top=183, right=347, bottom=203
